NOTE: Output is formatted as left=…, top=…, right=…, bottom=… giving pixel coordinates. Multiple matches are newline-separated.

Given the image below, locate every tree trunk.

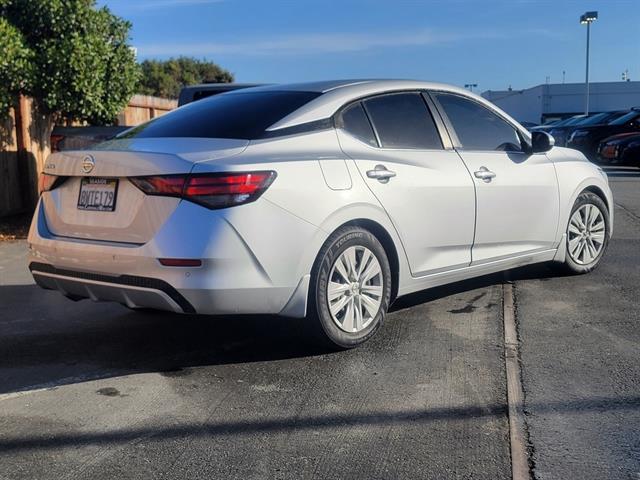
left=14, top=96, right=55, bottom=210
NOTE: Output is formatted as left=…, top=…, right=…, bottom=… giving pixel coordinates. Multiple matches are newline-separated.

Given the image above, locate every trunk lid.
left=41, top=138, right=249, bottom=244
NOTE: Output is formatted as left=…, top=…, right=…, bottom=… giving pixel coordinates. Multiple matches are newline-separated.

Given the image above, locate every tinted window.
left=576, top=112, right=609, bottom=126
left=337, top=102, right=378, bottom=146
left=434, top=93, right=522, bottom=151
left=610, top=111, right=640, bottom=125
left=363, top=93, right=443, bottom=149
left=120, top=91, right=321, bottom=140
left=564, top=116, right=589, bottom=126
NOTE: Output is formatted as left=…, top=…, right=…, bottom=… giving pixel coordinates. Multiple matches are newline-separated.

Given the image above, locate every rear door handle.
left=474, top=166, right=496, bottom=183
left=367, top=165, right=396, bottom=183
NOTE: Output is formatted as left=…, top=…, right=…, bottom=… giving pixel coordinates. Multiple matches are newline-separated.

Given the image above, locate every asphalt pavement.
left=0, top=167, right=638, bottom=479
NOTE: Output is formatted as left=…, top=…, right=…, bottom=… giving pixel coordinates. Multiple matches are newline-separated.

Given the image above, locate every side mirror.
left=531, top=131, right=555, bottom=153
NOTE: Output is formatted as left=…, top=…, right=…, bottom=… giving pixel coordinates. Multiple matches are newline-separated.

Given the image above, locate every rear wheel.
left=308, top=226, right=392, bottom=349
left=560, top=191, right=610, bottom=274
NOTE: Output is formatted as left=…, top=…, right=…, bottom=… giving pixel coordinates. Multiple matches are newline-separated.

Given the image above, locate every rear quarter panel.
left=193, top=130, right=412, bottom=292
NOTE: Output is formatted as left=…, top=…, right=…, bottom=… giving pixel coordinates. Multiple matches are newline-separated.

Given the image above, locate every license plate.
left=77, top=178, right=118, bottom=212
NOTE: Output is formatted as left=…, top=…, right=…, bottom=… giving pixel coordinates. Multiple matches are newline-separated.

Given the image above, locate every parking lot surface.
left=1, top=167, right=639, bottom=479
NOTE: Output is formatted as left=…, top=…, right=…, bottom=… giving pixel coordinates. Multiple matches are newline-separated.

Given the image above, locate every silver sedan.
left=29, top=80, right=613, bottom=348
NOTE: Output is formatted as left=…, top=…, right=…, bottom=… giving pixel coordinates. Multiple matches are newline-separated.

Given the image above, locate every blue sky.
left=100, top=0, right=639, bottom=92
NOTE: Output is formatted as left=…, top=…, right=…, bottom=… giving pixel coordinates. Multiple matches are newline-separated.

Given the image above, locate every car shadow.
left=0, top=263, right=563, bottom=395
left=391, top=262, right=564, bottom=312
left=2, top=392, right=638, bottom=452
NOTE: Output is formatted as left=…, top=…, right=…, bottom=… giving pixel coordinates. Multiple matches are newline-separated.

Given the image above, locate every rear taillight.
left=129, top=176, right=185, bottom=196
left=129, top=171, right=276, bottom=209
left=38, top=173, right=67, bottom=193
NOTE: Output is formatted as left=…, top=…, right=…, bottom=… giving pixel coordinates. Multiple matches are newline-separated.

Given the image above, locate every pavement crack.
left=615, top=202, right=640, bottom=223
left=503, top=283, right=535, bottom=480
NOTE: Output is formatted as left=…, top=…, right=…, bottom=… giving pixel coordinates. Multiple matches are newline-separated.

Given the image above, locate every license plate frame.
left=77, top=177, right=119, bottom=212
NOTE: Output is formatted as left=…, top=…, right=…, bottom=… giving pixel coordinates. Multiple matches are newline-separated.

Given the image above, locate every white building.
left=482, top=81, right=640, bottom=125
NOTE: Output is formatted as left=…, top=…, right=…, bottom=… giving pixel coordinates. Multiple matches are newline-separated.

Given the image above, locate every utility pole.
left=464, top=83, right=478, bottom=92
left=580, top=11, right=598, bottom=115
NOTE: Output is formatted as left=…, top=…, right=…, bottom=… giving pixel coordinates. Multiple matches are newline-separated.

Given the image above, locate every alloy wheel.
left=567, top=203, right=606, bottom=265
left=327, top=246, right=384, bottom=333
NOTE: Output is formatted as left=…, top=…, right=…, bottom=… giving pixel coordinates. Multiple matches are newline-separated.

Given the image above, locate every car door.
left=431, top=91, right=560, bottom=264
left=335, top=92, right=476, bottom=276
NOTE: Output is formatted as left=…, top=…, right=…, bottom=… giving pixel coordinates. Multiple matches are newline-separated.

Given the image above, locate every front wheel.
left=308, top=226, right=392, bottom=349
left=560, top=191, right=610, bottom=274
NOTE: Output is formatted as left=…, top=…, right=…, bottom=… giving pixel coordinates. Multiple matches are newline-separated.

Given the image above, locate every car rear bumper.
left=27, top=197, right=318, bottom=317
left=30, top=262, right=194, bottom=313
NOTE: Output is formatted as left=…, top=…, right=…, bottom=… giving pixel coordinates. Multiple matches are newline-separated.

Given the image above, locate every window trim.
left=428, top=90, right=531, bottom=154
left=333, top=90, right=452, bottom=151
left=333, top=101, right=381, bottom=147
left=359, top=101, right=382, bottom=148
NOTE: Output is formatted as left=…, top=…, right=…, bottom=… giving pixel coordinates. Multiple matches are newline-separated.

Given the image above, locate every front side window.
left=119, top=91, right=321, bottom=140
left=434, top=93, right=523, bottom=152
left=362, top=93, right=443, bottom=150
left=336, top=102, right=378, bottom=147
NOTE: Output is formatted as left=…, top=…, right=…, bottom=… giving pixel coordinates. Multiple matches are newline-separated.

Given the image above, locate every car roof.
left=230, top=79, right=525, bottom=135
left=182, top=83, right=264, bottom=91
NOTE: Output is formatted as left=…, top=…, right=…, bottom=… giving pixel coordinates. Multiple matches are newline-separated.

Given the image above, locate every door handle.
left=366, top=165, right=396, bottom=183
left=474, top=166, right=496, bottom=183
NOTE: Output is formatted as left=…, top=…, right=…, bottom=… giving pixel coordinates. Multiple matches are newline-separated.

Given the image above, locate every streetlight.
left=580, top=11, right=598, bottom=115
left=464, top=83, right=478, bottom=92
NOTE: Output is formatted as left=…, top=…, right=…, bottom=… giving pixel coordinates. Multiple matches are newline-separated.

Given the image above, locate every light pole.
left=580, top=11, right=598, bottom=115
left=464, top=83, right=478, bottom=92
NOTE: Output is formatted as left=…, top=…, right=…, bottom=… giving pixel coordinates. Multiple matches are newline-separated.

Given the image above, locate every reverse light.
left=129, top=171, right=277, bottom=209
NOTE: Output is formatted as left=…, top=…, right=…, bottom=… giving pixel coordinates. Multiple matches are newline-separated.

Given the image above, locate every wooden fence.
left=0, top=95, right=177, bottom=217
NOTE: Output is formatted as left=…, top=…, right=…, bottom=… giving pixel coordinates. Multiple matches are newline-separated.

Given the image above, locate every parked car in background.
left=51, top=126, right=130, bottom=153
left=177, top=83, right=262, bottom=106
left=520, top=121, right=538, bottom=130
left=530, top=115, right=586, bottom=132
left=30, top=80, right=612, bottom=349
left=597, top=132, right=640, bottom=166
left=567, top=108, right=640, bottom=161
left=549, top=111, right=628, bottom=147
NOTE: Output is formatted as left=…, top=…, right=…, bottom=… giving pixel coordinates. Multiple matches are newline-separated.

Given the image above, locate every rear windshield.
left=119, top=91, right=321, bottom=140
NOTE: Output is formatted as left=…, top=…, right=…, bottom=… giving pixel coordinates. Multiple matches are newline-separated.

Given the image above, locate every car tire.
left=307, top=226, right=392, bottom=350
left=559, top=191, right=610, bottom=275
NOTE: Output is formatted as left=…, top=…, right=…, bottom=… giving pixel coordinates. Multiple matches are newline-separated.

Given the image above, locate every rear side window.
left=120, top=91, right=321, bottom=140
left=363, top=93, right=443, bottom=150
left=336, top=102, right=378, bottom=147
left=434, top=93, right=522, bottom=152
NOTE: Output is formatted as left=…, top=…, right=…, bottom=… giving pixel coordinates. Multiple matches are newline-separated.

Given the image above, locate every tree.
left=1, top=0, right=140, bottom=208
left=138, top=57, right=234, bottom=99
left=0, top=16, right=32, bottom=116
left=1, top=0, right=140, bottom=125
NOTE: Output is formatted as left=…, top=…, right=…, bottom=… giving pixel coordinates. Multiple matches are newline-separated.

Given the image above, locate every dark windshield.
left=564, top=115, right=588, bottom=126
left=119, top=91, right=321, bottom=140
left=551, top=116, right=581, bottom=127
left=576, top=112, right=610, bottom=126
left=610, top=110, right=640, bottom=126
